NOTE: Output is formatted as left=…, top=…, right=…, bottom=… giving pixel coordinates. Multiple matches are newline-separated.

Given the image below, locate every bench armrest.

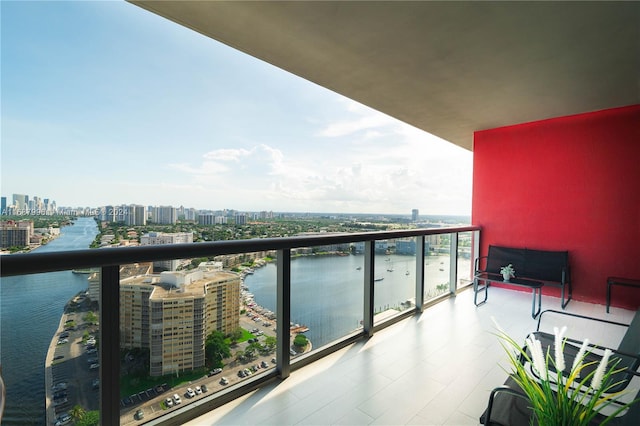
left=474, top=255, right=488, bottom=274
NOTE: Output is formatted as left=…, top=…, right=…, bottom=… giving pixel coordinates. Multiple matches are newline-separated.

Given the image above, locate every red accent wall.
left=472, top=105, right=640, bottom=309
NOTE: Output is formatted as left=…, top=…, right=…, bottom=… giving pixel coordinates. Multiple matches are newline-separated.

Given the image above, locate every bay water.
left=243, top=253, right=460, bottom=349
left=0, top=217, right=98, bottom=425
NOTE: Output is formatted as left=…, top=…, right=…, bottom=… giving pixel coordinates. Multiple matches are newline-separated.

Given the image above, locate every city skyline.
left=1, top=1, right=472, bottom=216
left=2, top=192, right=470, bottom=222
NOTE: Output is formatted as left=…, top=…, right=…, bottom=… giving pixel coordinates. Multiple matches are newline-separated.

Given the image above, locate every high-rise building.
left=235, top=214, right=247, bottom=225
left=12, top=194, right=28, bottom=212
left=198, top=213, right=214, bottom=225
left=1, top=197, right=6, bottom=215
left=125, top=205, right=146, bottom=226
left=412, top=209, right=419, bottom=222
left=140, top=232, right=193, bottom=271
left=155, top=206, right=177, bottom=225
left=0, top=220, right=34, bottom=249
left=119, top=267, right=241, bottom=377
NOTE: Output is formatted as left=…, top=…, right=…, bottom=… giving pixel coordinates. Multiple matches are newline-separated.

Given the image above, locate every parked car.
left=53, top=397, right=68, bottom=407
left=165, top=397, right=173, bottom=408
left=220, top=377, right=229, bottom=385
left=201, top=384, right=208, bottom=393
left=185, top=387, right=196, bottom=398
left=195, top=385, right=202, bottom=395
left=173, top=393, right=181, bottom=404
left=52, top=382, right=68, bottom=391
left=208, top=368, right=222, bottom=376
left=57, top=338, right=68, bottom=345
left=54, top=413, right=72, bottom=426
left=134, top=409, right=144, bottom=420
left=89, top=363, right=99, bottom=370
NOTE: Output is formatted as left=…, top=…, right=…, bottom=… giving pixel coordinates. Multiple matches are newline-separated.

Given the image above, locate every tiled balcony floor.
left=184, top=286, right=635, bottom=425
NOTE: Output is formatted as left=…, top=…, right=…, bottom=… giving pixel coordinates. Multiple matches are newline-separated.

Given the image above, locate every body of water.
left=1, top=217, right=98, bottom=425
left=244, top=253, right=466, bottom=349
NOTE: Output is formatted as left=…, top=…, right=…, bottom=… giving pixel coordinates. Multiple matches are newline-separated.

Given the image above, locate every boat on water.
left=405, top=271, right=410, bottom=275
left=356, top=266, right=362, bottom=270
left=374, top=277, right=384, bottom=282
left=71, top=269, right=93, bottom=274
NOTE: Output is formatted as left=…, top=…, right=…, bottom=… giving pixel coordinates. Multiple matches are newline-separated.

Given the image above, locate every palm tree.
left=70, top=404, right=86, bottom=422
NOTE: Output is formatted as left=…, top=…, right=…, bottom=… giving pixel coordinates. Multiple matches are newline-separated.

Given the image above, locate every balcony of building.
left=2, top=2, right=638, bottom=425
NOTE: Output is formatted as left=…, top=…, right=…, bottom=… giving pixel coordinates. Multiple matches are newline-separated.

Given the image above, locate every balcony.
left=181, top=287, right=635, bottom=426
left=2, top=225, right=490, bottom=425
left=2, top=223, right=634, bottom=425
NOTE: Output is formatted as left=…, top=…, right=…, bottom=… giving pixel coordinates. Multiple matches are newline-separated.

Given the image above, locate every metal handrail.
left=0, top=224, right=480, bottom=425
left=0, top=225, right=479, bottom=276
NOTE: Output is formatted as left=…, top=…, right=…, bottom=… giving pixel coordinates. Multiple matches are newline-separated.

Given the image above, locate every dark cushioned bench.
left=474, top=245, right=571, bottom=318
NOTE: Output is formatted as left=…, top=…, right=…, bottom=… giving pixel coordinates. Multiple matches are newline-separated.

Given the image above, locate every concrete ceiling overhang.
left=129, top=1, right=639, bottom=151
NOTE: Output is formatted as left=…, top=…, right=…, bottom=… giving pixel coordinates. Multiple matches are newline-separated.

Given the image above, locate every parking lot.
left=47, top=294, right=100, bottom=424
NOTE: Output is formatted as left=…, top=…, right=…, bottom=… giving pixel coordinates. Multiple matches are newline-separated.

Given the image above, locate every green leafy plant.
left=493, top=319, right=639, bottom=425
left=500, top=264, right=515, bottom=279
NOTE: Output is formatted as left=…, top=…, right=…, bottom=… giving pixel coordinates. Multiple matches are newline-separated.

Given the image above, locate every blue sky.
left=1, top=1, right=472, bottom=216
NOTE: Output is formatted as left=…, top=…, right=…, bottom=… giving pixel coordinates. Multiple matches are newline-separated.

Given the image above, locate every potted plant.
left=492, top=320, right=639, bottom=425
left=500, top=264, right=515, bottom=281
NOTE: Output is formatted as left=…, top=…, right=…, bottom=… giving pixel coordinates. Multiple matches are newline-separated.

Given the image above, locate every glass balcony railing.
left=0, top=225, right=479, bottom=425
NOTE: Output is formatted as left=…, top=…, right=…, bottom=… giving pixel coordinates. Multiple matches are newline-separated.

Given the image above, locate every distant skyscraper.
left=12, top=194, right=28, bottom=212
left=1, top=197, right=6, bottom=215
left=412, top=209, right=419, bottom=222
left=235, top=214, right=247, bottom=225
left=198, top=213, right=214, bottom=225
left=157, top=206, right=177, bottom=225
left=125, top=205, right=146, bottom=226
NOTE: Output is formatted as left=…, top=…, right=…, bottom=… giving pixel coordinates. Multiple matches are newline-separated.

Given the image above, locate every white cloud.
left=163, top=99, right=472, bottom=215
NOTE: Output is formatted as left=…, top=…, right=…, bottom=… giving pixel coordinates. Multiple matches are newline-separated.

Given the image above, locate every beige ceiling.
left=129, top=1, right=639, bottom=151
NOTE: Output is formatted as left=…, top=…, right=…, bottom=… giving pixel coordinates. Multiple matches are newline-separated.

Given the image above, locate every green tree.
left=205, top=330, right=231, bottom=368
left=75, top=410, right=99, bottom=426
left=84, top=311, right=98, bottom=325
left=70, top=404, right=86, bottom=422
left=263, top=336, right=276, bottom=351
left=293, top=334, right=308, bottom=348
left=229, top=328, right=243, bottom=345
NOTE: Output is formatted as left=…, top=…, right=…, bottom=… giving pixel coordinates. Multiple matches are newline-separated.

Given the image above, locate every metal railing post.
left=415, top=235, right=425, bottom=311
left=100, top=265, right=120, bottom=426
left=276, top=249, right=291, bottom=378
left=449, top=233, right=459, bottom=293
left=363, top=240, right=375, bottom=337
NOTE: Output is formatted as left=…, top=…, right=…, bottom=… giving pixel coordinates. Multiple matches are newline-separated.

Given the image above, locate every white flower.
left=570, top=338, right=590, bottom=378
left=554, top=326, right=567, bottom=371
left=591, top=348, right=612, bottom=391
left=526, top=335, right=547, bottom=381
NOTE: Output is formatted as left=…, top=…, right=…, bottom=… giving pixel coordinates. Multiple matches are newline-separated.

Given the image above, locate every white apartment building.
left=140, top=232, right=193, bottom=272
left=119, top=267, right=241, bottom=377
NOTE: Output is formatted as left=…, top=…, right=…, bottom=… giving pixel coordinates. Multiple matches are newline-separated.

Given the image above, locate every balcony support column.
left=363, top=240, right=375, bottom=337
left=415, top=235, right=425, bottom=311
left=276, top=249, right=291, bottom=378
left=449, top=233, right=459, bottom=293
left=100, top=265, right=120, bottom=426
